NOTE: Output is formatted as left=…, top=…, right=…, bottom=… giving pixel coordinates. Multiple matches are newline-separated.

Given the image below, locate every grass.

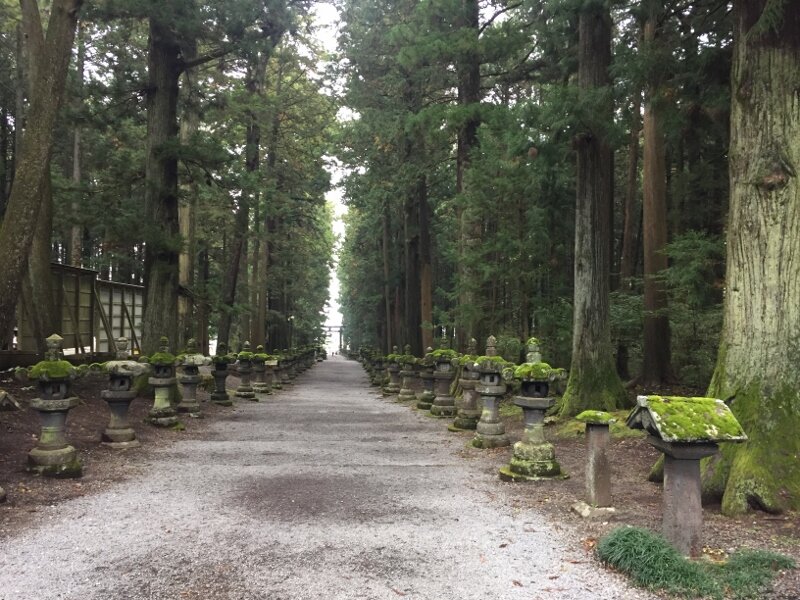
left=597, top=526, right=795, bottom=599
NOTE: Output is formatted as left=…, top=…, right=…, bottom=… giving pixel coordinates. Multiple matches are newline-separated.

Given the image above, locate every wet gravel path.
left=0, top=356, right=652, bottom=600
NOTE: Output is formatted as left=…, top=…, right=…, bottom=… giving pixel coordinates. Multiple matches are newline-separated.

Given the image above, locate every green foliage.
left=597, top=526, right=794, bottom=599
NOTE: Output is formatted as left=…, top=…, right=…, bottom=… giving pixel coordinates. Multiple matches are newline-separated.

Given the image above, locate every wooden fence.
left=3, top=263, right=144, bottom=367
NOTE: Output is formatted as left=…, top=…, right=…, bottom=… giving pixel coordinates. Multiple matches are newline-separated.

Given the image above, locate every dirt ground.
left=1, top=368, right=798, bottom=599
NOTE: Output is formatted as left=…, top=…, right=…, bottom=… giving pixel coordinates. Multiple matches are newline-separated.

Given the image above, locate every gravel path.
left=0, top=356, right=652, bottom=600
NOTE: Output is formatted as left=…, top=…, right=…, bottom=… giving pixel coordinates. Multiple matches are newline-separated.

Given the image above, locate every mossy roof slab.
left=626, top=395, right=747, bottom=443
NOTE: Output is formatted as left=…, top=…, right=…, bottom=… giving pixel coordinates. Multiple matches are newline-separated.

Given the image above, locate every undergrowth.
left=597, top=526, right=795, bottom=599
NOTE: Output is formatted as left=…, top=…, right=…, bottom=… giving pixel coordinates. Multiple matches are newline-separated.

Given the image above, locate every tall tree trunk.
left=382, top=206, right=393, bottom=354
left=141, top=18, right=181, bottom=354
left=616, top=91, right=643, bottom=380
left=560, top=2, right=627, bottom=416
left=419, top=174, right=433, bottom=352
left=641, top=7, right=672, bottom=385
left=702, top=0, right=800, bottom=515
left=68, top=23, right=85, bottom=267
left=455, top=0, right=481, bottom=349
left=178, top=39, right=199, bottom=348
left=0, top=0, right=82, bottom=346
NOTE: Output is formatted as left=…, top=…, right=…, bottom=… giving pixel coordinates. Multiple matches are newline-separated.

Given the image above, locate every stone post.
left=430, top=358, right=457, bottom=417
left=177, top=339, right=210, bottom=417
left=264, top=356, right=278, bottom=393
left=146, top=336, right=180, bottom=427
left=573, top=411, right=615, bottom=508
left=451, top=339, right=480, bottom=431
left=210, top=343, right=233, bottom=406
left=472, top=336, right=510, bottom=448
left=26, top=334, right=82, bottom=476
left=416, top=348, right=435, bottom=410
left=272, top=350, right=284, bottom=390
left=235, top=342, right=256, bottom=400
left=383, top=346, right=401, bottom=397
left=102, top=337, right=148, bottom=448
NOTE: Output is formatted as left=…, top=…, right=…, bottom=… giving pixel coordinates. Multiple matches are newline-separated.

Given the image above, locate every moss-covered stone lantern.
left=177, top=338, right=211, bottom=417
left=102, top=336, right=148, bottom=448
left=383, top=346, right=402, bottom=397
left=271, top=349, right=284, bottom=390
left=144, top=336, right=180, bottom=427
left=252, top=345, right=272, bottom=395
left=499, top=339, right=567, bottom=479
left=235, top=341, right=256, bottom=400
left=471, top=336, right=511, bottom=448
left=626, top=395, right=747, bottom=557
left=210, top=343, right=234, bottom=406
left=416, top=348, right=436, bottom=410
left=264, top=352, right=279, bottom=393
left=451, top=338, right=480, bottom=431
left=397, top=346, right=418, bottom=402
left=429, top=343, right=459, bottom=418
left=26, top=334, right=82, bottom=477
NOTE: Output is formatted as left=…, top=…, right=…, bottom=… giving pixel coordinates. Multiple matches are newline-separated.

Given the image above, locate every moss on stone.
left=644, top=396, right=746, bottom=442
left=430, top=349, right=459, bottom=360
left=28, top=360, right=76, bottom=381
left=253, top=353, right=269, bottom=361
left=148, top=352, right=177, bottom=367
left=237, top=351, right=254, bottom=360
left=575, top=410, right=616, bottom=424
left=459, top=354, right=478, bottom=366
left=514, top=361, right=555, bottom=381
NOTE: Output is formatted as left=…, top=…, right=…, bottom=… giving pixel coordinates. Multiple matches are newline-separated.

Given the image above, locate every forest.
left=0, top=0, right=797, bottom=519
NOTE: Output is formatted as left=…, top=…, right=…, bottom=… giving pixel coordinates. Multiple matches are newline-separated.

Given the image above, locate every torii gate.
left=322, top=325, right=344, bottom=351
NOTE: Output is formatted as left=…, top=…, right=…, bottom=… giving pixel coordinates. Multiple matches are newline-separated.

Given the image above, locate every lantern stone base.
left=27, top=397, right=83, bottom=477
left=451, top=409, right=480, bottom=431
left=471, top=421, right=510, bottom=448
left=499, top=445, right=567, bottom=482
left=102, top=390, right=140, bottom=448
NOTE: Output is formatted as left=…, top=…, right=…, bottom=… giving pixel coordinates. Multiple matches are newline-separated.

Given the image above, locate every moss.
left=237, top=351, right=254, bottom=360
left=559, top=356, right=628, bottom=417
left=525, top=337, right=540, bottom=347
left=28, top=360, right=76, bottom=381
left=644, top=396, right=746, bottom=442
left=459, top=354, right=478, bottom=366
left=575, top=410, right=616, bottom=424
left=430, top=349, right=459, bottom=360
left=555, top=410, right=644, bottom=440
left=514, top=361, right=554, bottom=380
left=499, top=402, right=523, bottom=419
left=148, top=352, right=177, bottom=367
left=253, top=353, right=269, bottom=361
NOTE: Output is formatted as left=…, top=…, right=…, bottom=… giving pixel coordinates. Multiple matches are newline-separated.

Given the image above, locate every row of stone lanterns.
left=359, top=334, right=748, bottom=557
left=17, top=333, right=322, bottom=484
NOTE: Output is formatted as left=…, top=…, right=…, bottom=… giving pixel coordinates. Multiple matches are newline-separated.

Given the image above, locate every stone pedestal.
left=252, top=360, right=271, bottom=395
left=28, top=396, right=82, bottom=477
left=148, top=369, right=180, bottom=427
left=272, top=363, right=284, bottom=390
left=235, top=360, right=256, bottom=400
left=264, top=361, right=278, bottom=393
left=384, top=364, right=401, bottom=397
left=417, top=369, right=435, bottom=410
left=585, top=423, right=612, bottom=506
left=499, top=397, right=565, bottom=481
left=211, top=364, right=232, bottom=406
left=397, top=367, right=417, bottom=402
left=472, top=377, right=509, bottom=448
left=650, top=437, right=718, bottom=557
left=177, top=366, right=202, bottom=417
left=102, top=389, right=139, bottom=448
left=430, top=368, right=456, bottom=417
left=451, top=368, right=481, bottom=431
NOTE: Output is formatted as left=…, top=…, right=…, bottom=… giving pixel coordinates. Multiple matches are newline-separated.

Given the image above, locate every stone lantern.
left=26, top=334, right=82, bottom=477
left=397, top=345, right=418, bottom=402
left=177, top=338, right=211, bottom=417
left=235, top=342, right=256, bottom=400
left=271, top=349, right=284, bottom=390
left=429, top=343, right=459, bottom=418
left=416, top=348, right=436, bottom=410
left=451, top=338, right=480, bottom=431
left=102, top=337, right=148, bottom=448
left=264, top=353, right=279, bottom=393
left=210, top=343, right=234, bottom=406
left=626, top=395, right=747, bottom=556
left=471, top=336, right=510, bottom=448
left=145, top=336, right=180, bottom=427
left=252, top=345, right=272, bottom=395
left=279, top=349, right=293, bottom=386
left=383, top=346, right=402, bottom=397
left=498, top=355, right=567, bottom=481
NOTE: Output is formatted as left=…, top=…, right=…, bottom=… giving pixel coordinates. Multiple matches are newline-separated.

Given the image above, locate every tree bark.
left=68, top=23, right=84, bottom=267
left=641, top=8, right=672, bottom=385
left=560, top=2, right=627, bottom=416
left=702, top=0, right=800, bottom=515
left=382, top=206, right=393, bottom=354
left=419, top=174, right=433, bottom=352
left=0, top=0, right=82, bottom=346
left=141, top=17, right=181, bottom=354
